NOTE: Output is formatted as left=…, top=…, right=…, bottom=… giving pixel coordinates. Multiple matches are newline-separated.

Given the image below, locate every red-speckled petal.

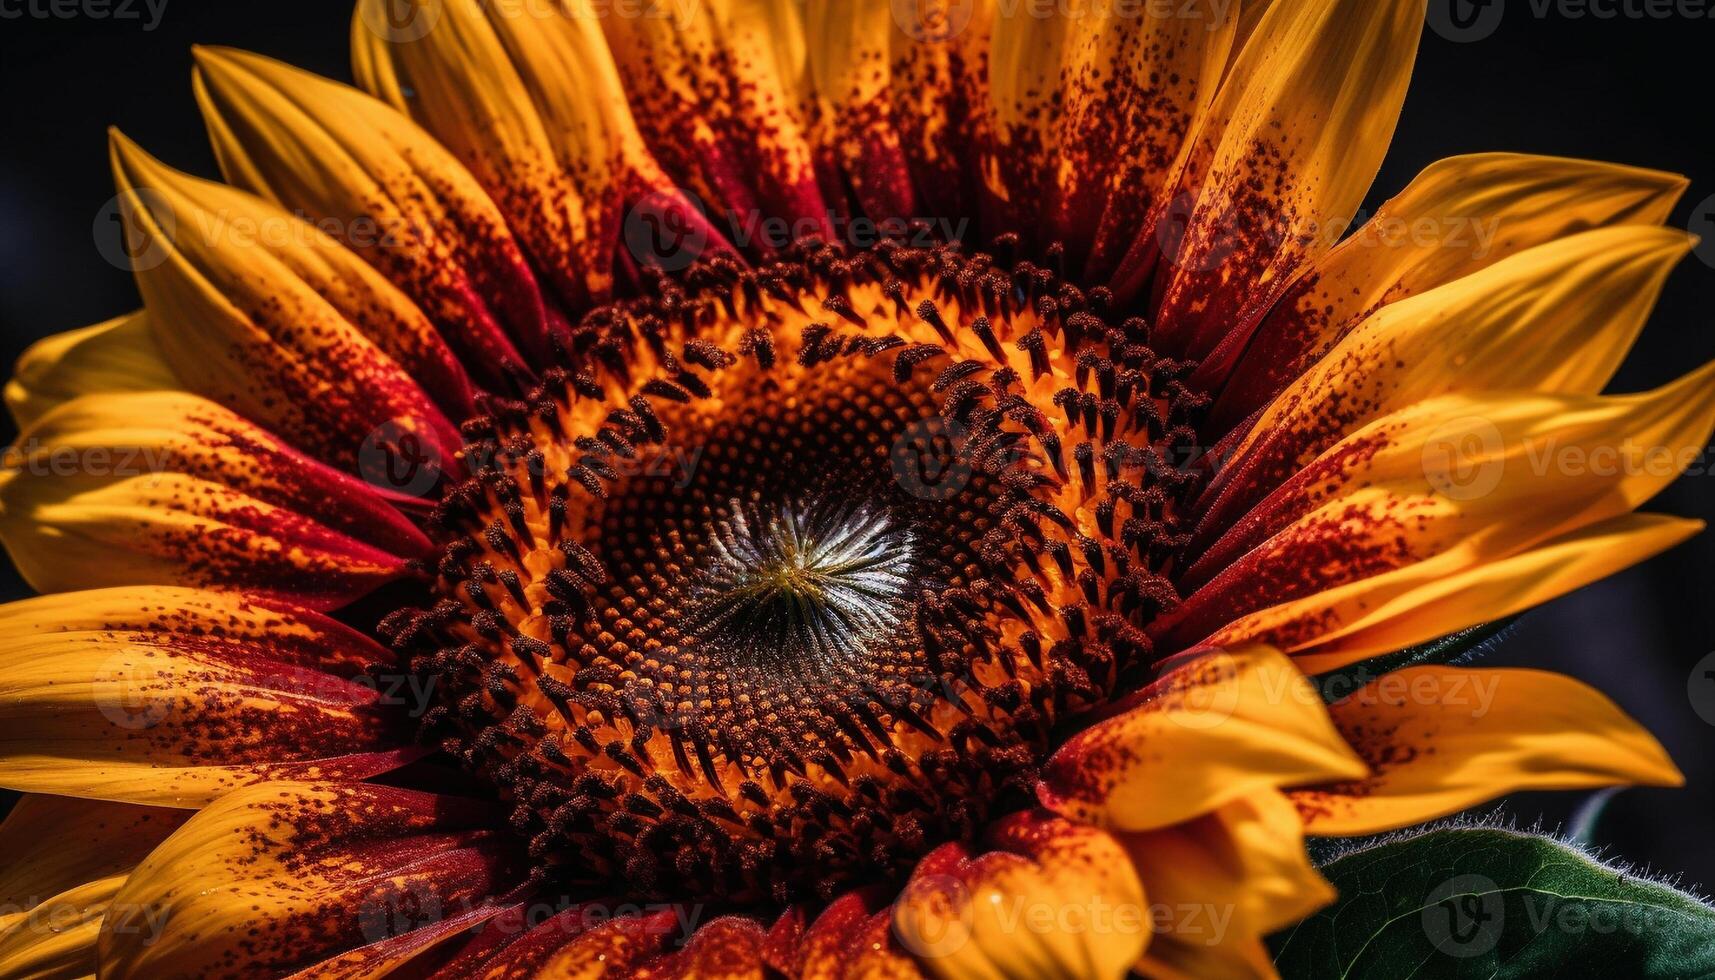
left=1037, top=647, right=1364, bottom=834
left=1290, top=668, right=1681, bottom=836
left=5, top=310, right=177, bottom=431
left=804, top=1, right=994, bottom=227
left=766, top=887, right=922, bottom=980
left=0, top=394, right=430, bottom=608
left=1162, top=365, right=1715, bottom=655
left=986, top=0, right=1237, bottom=276
left=0, top=796, right=188, bottom=980
left=97, top=783, right=518, bottom=979
left=6, top=390, right=431, bottom=559
left=1130, top=0, right=1423, bottom=358
left=0, top=594, right=424, bottom=805
left=1210, top=153, right=1689, bottom=426
left=108, top=131, right=464, bottom=469
left=602, top=1, right=830, bottom=248
left=350, top=0, right=728, bottom=310
left=1194, top=225, right=1692, bottom=537
left=193, top=46, right=552, bottom=384
left=892, top=812, right=1149, bottom=980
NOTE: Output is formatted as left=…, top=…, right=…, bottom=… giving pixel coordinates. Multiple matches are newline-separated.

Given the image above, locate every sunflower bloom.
left=1, top=1, right=1709, bottom=978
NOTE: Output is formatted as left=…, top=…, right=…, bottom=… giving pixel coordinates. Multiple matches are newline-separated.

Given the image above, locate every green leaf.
left=1271, top=828, right=1715, bottom=979
left=1309, top=618, right=1517, bottom=704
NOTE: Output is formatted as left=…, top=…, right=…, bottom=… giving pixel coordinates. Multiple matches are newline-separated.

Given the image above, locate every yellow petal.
left=894, top=813, right=1148, bottom=980
left=985, top=0, right=1237, bottom=275
left=108, top=130, right=462, bottom=467
left=1214, top=153, right=1689, bottom=422
left=98, top=782, right=516, bottom=979
left=4, top=311, right=176, bottom=431
left=1201, top=225, right=1693, bottom=530
left=191, top=46, right=551, bottom=382
left=1171, top=364, right=1715, bottom=653
left=1291, top=667, right=1681, bottom=836
left=0, top=796, right=187, bottom=980
left=1037, top=646, right=1366, bottom=832
left=0, top=589, right=419, bottom=805
left=349, top=0, right=715, bottom=308
left=1140, top=0, right=1425, bottom=356
left=1287, top=513, right=1703, bottom=671
left=1125, top=791, right=1325, bottom=980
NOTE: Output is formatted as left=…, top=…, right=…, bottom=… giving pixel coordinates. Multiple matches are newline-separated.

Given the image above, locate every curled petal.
left=98, top=782, right=518, bottom=979
left=1291, top=667, right=1681, bottom=835
left=1037, top=646, right=1365, bottom=832
left=894, top=812, right=1149, bottom=980
left=1126, top=791, right=1328, bottom=980
left=193, top=45, right=552, bottom=381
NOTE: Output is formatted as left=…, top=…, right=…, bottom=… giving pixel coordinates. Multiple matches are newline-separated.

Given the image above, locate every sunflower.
left=0, top=0, right=1709, bottom=977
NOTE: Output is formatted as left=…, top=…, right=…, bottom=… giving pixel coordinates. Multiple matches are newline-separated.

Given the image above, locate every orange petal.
left=1037, top=646, right=1365, bottom=832
left=4, top=310, right=176, bottom=431
left=0, top=796, right=187, bottom=980
left=894, top=812, right=1149, bottom=980
left=1196, top=224, right=1693, bottom=535
left=192, top=46, right=551, bottom=382
left=109, top=129, right=463, bottom=468
left=987, top=0, right=1237, bottom=276
left=98, top=782, right=518, bottom=979
left=1291, top=667, right=1682, bottom=836
left=349, top=0, right=723, bottom=309
left=0, top=587, right=421, bottom=805
left=1168, top=365, right=1715, bottom=652
left=1213, top=153, right=1689, bottom=424
left=1135, top=0, right=1425, bottom=356
left=1125, top=791, right=1327, bottom=980
left=601, top=0, right=830, bottom=243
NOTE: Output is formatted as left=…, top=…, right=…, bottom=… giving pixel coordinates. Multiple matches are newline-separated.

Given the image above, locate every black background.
left=1, top=2, right=1712, bottom=895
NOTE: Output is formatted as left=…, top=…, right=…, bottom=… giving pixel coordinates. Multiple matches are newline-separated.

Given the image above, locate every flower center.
left=383, top=238, right=1210, bottom=905
left=687, top=499, right=916, bottom=673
